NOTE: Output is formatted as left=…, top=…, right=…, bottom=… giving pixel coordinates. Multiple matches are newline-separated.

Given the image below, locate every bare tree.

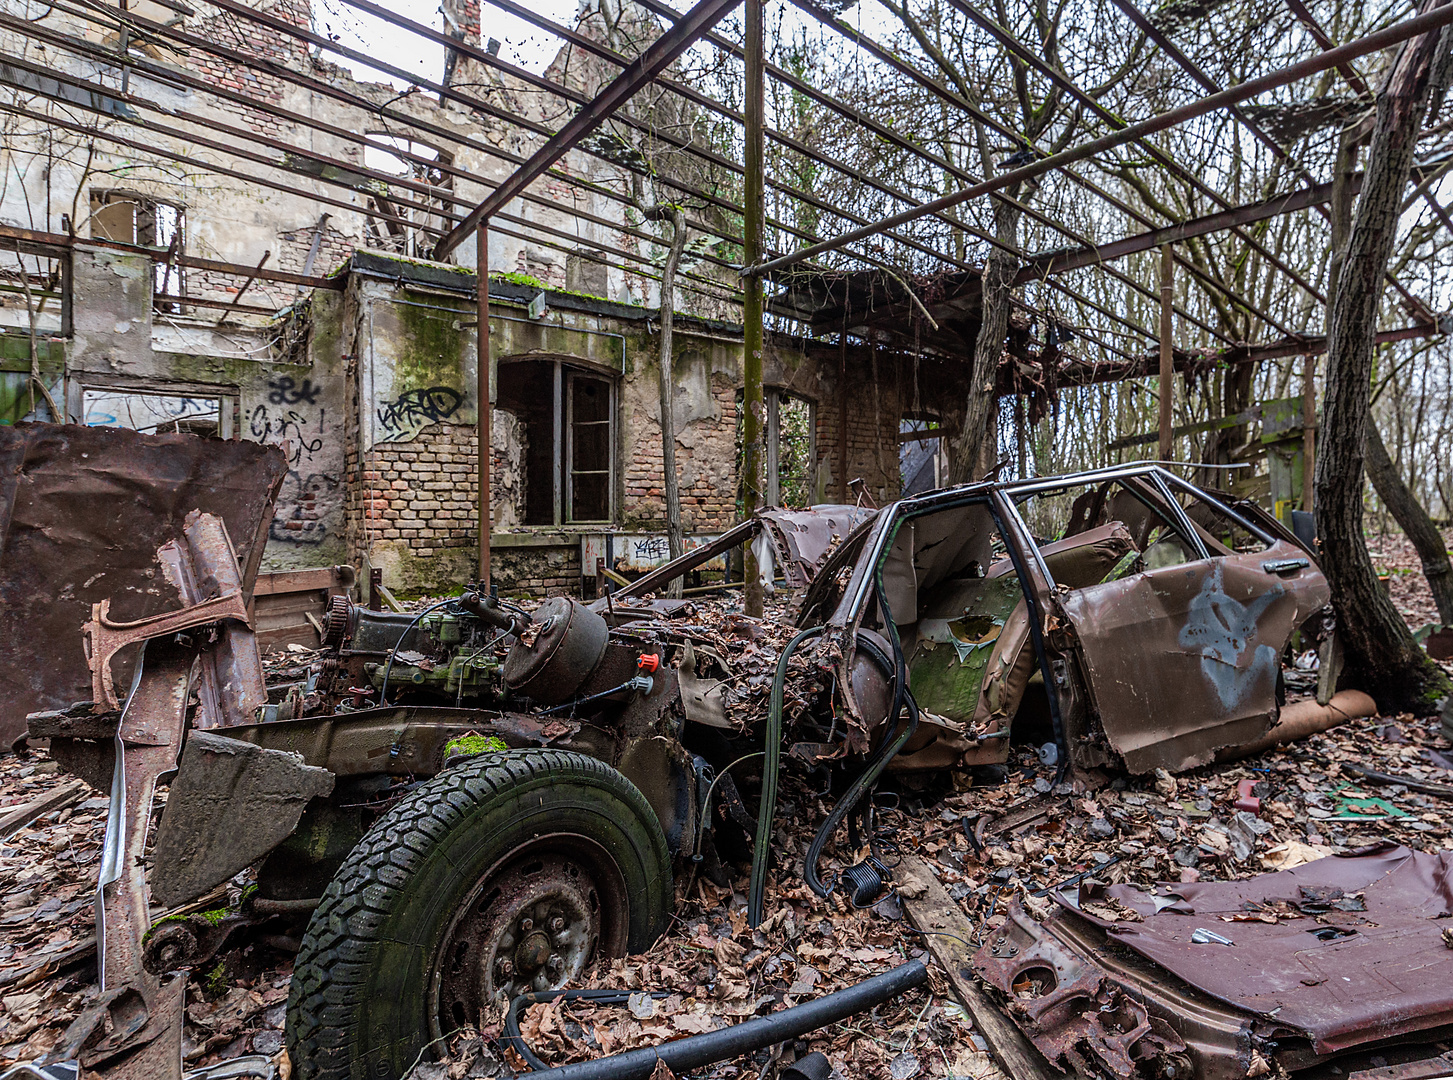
left=1314, top=5, right=1453, bottom=713
left=1365, top=418, right=1453, bottom=625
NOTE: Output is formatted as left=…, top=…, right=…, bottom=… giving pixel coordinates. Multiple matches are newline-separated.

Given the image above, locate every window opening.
left=89, top=190, right=185, bottom=304
left=900, top=413, right=943, bottom=497
left=764, top=389, right=815, bottom=508
left=82, top=387, right=229, bottom=438
left=496, top=359, right=615, bottom=526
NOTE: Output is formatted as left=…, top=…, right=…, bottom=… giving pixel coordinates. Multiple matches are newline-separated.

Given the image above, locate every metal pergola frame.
left=3, top=0, right=1451, bottom=593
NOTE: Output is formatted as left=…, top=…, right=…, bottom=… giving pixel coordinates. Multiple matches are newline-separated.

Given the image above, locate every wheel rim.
left=429, top=835, right=630, bottom=1038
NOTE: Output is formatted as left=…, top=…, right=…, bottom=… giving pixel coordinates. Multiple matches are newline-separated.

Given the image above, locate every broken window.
left=496, top=359, right=615, bottom=525
left=81, top=387, right=233, bottom=438
left=89, top=190, right=185, bottom=301
left=1010, top=474, right=1204, bottom=576
left=362, top=135, right=455, bottom=261
left=765, top=389, right=814, bottom=508
left=1174, top=486, right=1277, bottom=554
left=899, top=414, right=943, bottom=497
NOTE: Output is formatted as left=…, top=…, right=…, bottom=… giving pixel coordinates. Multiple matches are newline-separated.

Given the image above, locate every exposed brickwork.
left=357, top=424, right=486, bottom=556
left=621, top=370, right=738, bottom=532
left=491, top=545, right=582, bottom=598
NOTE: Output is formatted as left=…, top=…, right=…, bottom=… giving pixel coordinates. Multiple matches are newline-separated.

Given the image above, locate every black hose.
left=504, top=990, right=668, bottom=1072
left=509, top=961, right=928, bottom=1079
left=747, top=624, right=825, bottom=928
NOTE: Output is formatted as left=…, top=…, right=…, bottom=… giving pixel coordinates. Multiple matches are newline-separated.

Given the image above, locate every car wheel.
left=285, top=749, right=673, bottom=1080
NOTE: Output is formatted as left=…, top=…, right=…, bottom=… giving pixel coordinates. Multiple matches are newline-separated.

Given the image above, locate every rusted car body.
left=973, top=842, right=1453, bottom=1080
left=791, top=464, right=1330, bottom=778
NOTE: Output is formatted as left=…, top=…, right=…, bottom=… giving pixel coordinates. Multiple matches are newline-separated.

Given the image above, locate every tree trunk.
left=1313, top=7, right=1453, bottom=713
left=947, top=193, right=1018, bottom=483
left=1365, top=420, right=1453, bottom=625
left=656, top=208, right=689, bottom=598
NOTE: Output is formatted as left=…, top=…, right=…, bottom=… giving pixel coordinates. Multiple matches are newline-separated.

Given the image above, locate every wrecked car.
left=7, top=424, right=1330, bottom=1080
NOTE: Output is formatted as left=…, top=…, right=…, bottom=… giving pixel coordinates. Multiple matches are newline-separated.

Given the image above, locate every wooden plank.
left=896, top=855, right=1062, bottom=1080
left=253, top=568, right=340, bottom=596
left=0, top=779, right=89, bottom=839
left=255, top=593, right=329, bottom=617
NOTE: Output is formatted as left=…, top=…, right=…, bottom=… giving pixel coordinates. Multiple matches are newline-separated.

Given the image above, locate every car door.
left=1050, top=480, right=1330, bottom=773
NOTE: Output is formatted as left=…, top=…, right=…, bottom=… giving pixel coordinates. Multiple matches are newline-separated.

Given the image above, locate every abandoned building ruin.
left=0, top=0, right=998, bottom=602
left=4, top=0, right=1453, bottom=1077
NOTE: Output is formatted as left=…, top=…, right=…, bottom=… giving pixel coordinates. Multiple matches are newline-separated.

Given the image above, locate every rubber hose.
left=747, top=625, right=825, bottom=928
left=513, top=960, right=928, bottom=1079
left=504, top=990, right=667, bottom=1072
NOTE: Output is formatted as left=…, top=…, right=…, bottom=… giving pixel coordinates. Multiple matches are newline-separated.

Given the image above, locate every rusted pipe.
left=1216, top=690, right=1376, bottom=762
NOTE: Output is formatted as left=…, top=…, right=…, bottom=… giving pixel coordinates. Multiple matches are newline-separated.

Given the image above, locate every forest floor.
left=2, top=532, right=1451, bottom=1080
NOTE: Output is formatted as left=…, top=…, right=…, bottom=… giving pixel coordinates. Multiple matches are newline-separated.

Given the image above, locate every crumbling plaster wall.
left=62, top=244, right=350, bottom=570
left=0, top=0, right=723, bottom=319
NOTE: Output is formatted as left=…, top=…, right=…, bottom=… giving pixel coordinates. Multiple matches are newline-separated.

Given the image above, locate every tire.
left=285, top=749, right=673, bottom=1080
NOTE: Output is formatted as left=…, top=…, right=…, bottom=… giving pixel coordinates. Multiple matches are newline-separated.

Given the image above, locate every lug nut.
left=520, top=918, right=533, bottom=931
left=548, top=917, right=565, bottom=933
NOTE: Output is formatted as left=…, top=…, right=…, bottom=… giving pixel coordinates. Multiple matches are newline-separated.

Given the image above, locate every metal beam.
left=1011, top=159, right=1451, bottom=282
left=742, top=0, right=765, bottom=619
left=745, top=2, right=1453, bottom=277
left=433, top=0, right=742, bottom=259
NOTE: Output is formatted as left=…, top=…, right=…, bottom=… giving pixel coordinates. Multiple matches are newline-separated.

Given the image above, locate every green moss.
left=204, top=960, right=228, bottom=995
left=444, top=734, right=507, bottom=757
left=390, top=297, right=471, bottom=395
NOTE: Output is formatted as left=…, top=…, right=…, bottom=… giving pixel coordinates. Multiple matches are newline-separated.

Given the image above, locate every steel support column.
left=1159, top=245, right=1174, bottom=462
left=742, top=0, right=765, bottom=619
left=477, top=223, right=491, bottom=590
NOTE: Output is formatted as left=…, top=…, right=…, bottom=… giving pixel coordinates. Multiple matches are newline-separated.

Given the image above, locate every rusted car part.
left=0, top=424, right=286, bottom=749
left=1058, top=540, right=1328, bottom=772
left=973, top=843, right=1453, bottom=1080
left=37, top=513, right=270, bottom=1079
left=607, top=505, right=876, bottom=600
left=807, top=464, right=1330, bottom=780
left=502, top=960, right=928, bottom=1079
left=150, top=730, right=334, bottom=906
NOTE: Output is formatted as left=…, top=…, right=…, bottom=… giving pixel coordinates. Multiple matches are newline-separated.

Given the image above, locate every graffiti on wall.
left=376, top=385, right=463, bottom=440
left=267, top=376, right=321, bottom=406
left=250, top=403, right=324, bottom=466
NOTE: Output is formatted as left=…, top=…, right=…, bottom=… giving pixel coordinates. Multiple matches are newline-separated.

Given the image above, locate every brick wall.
left=491, top=545, right=582, bottom=597
left=813, top=348, right=906, bottom=505
left=357, top=423, right=483, bottom=558
left=351, top=419, right=580, bottom=595
left=621, top=369, right=739, bottom=532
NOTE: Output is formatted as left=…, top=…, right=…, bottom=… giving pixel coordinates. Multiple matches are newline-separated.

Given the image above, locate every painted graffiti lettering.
left=251, top=403, right=325, bottom=465
left=267, top=376, right=321, bottom=406
left=633, top=536, right=668, bottom=561
left=377, top=386, right=464, bottom=435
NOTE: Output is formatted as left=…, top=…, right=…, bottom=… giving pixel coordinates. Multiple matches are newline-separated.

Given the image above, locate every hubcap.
left=430, top=840, right=628, bottom=1038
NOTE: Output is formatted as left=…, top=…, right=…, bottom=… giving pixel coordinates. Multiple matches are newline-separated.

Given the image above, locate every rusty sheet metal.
left=1058, top=539, right=1330, bottom=773
left=974, top=844, right=1453, bottom=1080
left=0, top=424, right=286, bottom=748
left=759, top=505, right=877, bottom=588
